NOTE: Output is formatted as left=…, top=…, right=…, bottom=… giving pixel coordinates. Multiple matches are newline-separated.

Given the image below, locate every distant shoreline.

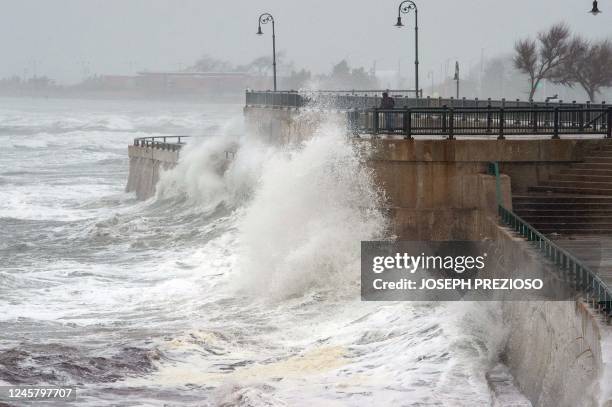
left=0, top=90, right=245, bottom=104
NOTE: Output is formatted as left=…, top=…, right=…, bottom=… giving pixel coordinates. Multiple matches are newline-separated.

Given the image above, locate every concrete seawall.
left=126, top=145, right=179, bottom=200
left=486, top=222, right=612, bottom=407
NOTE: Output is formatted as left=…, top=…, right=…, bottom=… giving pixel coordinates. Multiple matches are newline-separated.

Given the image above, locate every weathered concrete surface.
left=126, top=145, right=179, bottom=200
left=481, top=219, right=612, bottom=407
left=503, top=300, right=608, bottom=407
left=244, top=106, right=346, bottom=145
left=366, top=138, right=610, bottom=196
left=363, top=138, right=610, bottom=240
left=487, top=364, right=533, bottom=406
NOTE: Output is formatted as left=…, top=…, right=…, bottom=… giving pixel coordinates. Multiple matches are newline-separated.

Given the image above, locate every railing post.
left=404, top=109, right=413, bottom=140
left=532, top=105, right=538, bottom=133
left=486, top=103, right=492, bottom=133
left=552, top=107, right=560, bottom=139
left=586, top=101, right=591, bottom=127
left=442, top=105, right=448, bottom=135
left=498, top=108, right=505, bottom=140
left=608, top=107, right=612, bottom=138
left=448, top=107, right=454, bottom=140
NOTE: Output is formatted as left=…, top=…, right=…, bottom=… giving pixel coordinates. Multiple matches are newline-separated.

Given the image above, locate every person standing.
left=380, top=91, right=396, bottom=131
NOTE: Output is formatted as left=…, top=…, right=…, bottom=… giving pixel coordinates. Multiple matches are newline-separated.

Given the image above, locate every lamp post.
left=395, top=0, right=419, bottom=98
left=453, top=61, right=460, bottom=99
left=257, top=13, right=277, bottom=91
left=590, top=0, right=602, bottom=14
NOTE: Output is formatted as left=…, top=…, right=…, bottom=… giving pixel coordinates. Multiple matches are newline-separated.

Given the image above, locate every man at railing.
left=380, top=91, right=396, bottom=131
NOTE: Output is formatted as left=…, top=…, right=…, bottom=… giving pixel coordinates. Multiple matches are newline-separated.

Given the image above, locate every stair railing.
left=488, top=161, right=611, bottom=323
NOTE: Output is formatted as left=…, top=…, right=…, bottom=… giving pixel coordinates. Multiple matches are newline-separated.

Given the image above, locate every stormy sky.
left=1, top=0, right=610, bottom=84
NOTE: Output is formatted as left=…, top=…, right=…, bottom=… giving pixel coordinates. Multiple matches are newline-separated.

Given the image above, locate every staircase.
left=505, top=144, right=612, bottom=316
left=514, top=144, right=612, bottom=235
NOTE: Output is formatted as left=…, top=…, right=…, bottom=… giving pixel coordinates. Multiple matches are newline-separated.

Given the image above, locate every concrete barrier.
left=126, top=145, right=179, bottom=200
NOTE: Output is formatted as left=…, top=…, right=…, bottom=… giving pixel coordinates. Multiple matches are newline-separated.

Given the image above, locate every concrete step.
left=514, top=209, right=612, bottom=216
left=536, top=229, right=612, bottom=235
left=513, top=195, right=612, bottom=203
left=519, top=216, right=612, bottom=224
left=529, top=186, right=612, bottom=195
left=540, top=180, right=612, bottom=189
left=549, top=174, right=612, bottom=182
left=584, top=156, right=612, bottom=163
left=515, top=204, right=612, bottom=212
left=529, top=222, right=612, bottom=233
left=559, top=168, right=612, bottom=176
left=572, top=163, right=612, bottom=170
left=538, top=228, right=612, bottom=236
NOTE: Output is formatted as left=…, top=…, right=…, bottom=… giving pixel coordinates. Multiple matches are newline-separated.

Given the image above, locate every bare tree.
left=550, top=37, right=612, bottom=102
left=514, top=23, right=571, bottom=101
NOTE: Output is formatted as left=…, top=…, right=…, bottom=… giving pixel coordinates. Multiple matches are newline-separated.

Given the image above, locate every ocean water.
left=0, top=97, right=507, bottom=406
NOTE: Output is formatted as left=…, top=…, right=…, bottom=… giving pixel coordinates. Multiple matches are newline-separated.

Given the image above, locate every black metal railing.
left=348, top=106, right=612, bottom=139
left=133, top=136, right=190, bottom=151
left=488, top=162, right=611, bottom=323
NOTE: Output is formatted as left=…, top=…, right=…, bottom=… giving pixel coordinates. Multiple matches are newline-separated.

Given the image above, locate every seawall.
left=126, top=144, right=179, bottom=200
left=486, top=221, right=612, bottom=407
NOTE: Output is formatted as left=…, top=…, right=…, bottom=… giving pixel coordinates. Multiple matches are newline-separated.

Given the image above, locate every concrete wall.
left=481, top=222, right=612, bottom=407
left=126, top=145, right=179, bottom=200
left=361, top=138, right=612, bottom=240
left=504, top=299, right=608, bottom=407
left=244, top=106, right=346, bottom=145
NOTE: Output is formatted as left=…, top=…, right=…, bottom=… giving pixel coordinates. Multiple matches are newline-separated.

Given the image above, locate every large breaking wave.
left=0, top=99, right=508, bottom=406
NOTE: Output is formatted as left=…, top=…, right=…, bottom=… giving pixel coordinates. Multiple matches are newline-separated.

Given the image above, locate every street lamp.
left=453, top=61, right=460, bottom=99
left=590, top=0, right=602, bottom=14
left=395, top=0, right=419, bottom=98
left=257, top=13, right=277, bottom=91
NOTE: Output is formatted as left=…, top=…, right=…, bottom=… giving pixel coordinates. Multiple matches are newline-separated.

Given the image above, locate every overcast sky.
left=1, top=0, right=610, bottom=84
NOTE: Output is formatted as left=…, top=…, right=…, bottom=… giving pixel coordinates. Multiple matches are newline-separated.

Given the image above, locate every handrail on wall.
left=488, top=161, right=611, bottom=323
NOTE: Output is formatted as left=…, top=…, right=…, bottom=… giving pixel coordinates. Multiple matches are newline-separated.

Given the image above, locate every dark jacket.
left=380, top=96, right=395, bottom=109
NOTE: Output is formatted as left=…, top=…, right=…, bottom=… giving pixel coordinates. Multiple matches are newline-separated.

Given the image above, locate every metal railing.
left=133, top=136, right=190, bottom=151
left=348, top=106, right=612, bottom=139
left=245, top=91, right=305, bottom=108
left=488, top=162, right=611, bottom=322
left=245, top=90, right=610, bottom=111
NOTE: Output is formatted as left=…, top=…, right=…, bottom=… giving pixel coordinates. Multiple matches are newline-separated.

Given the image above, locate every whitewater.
left=0, top=97, right=509, bottom=406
